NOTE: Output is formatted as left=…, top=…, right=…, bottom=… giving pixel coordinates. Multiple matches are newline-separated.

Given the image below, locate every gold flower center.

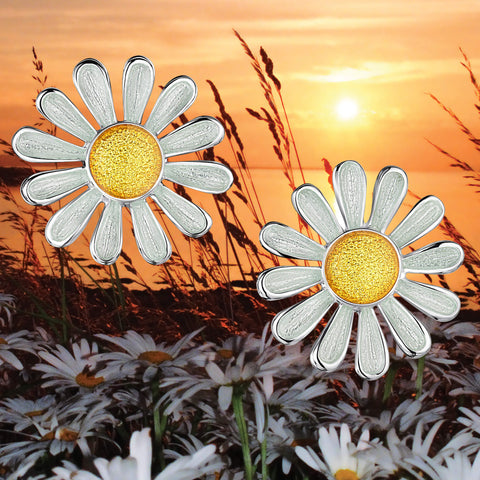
left=138, top=351, right=173, bottom=364
left=217, top=349, right=234, bottom=359
left=335, top=469, right=359, bottom=480
left=25, top=409, right=46, bottom=417
left=89, top=124, right=162, bottom=199
left=75, top=372, right=105, bottom=388
left=0, top=338, right=7, bottom=345
left=324, top=230, right=399, bottom=305
left=57, top=428, right=79, bottom=442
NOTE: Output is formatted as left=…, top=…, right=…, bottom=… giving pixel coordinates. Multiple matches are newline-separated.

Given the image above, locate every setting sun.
left=336, top=98, right=359, bottom=120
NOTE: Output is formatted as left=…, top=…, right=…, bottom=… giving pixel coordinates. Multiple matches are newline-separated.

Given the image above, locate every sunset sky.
left=0, top=0, right=480, bottom=286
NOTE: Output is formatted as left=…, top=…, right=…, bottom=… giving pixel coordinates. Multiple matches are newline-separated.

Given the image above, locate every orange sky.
left=0, top=0, right=480, bottom=289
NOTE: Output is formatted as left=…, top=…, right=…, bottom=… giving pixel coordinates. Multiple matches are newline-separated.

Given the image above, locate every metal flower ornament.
left=12, top=56, right=233, bottom=265
left=257, top=161, right=464, bottom=380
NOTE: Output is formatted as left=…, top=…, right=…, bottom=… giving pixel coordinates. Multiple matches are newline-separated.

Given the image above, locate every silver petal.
left=291, top=184, right=343, bottom=243
left=36, top=88, right=96, bottom=142
left=355, top=308, right=389, bottom=380
left=310, top=304, right=354, bottom=371
left=259, top=222, right=325, bottom=261
left=144, top=75, right=197, bottom=136
left=159, top=116, right=224, bottom=158
left=151, top=184, right=212, bottom=238
left=257, top=266, right=323, bottom=300
left=390, top=196, right=444, bottom=249
left=395, top=278, right=461, bottom=321
left=45, top=189, right=102, bottom=248
left=163, top=160, right=233, bottom=193
left=379, top=295, right=431, bottom=357
left=21, top=167, right=88, bottom=206
left=123, top=56, right=155, bottom=124
left=368, top=166, right=408, bottom=233
left=90, top=201, right=123, bottom=265
left=333, top=160, right=366, bottom=229
left=12, top=127, right=86, bottom=163
left=403, top=241, right=464, bottom=274
left=129, top=200, right=171, bottom=265
left=271, top=289, right=334, bottom=345
left=73, top=58, right=116, bottom=128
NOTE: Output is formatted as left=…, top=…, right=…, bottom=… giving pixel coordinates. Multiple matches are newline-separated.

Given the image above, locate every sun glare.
left=336, top=98, right=359, bottom=121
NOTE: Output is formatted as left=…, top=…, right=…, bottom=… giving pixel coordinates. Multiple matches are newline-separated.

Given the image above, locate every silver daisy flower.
left=12, top=56, right=233, bottom=265
left=257, top=161, right=464, bottom=380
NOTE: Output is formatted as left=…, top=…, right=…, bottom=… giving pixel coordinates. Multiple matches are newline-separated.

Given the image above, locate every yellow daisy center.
left=217, top=349, right=234, bottom=359
left=138, top=351, right=173, bottom=364
left=57, top=428, right=79, bottom=442
left=89, top=124, right=163, bottom=199
left=335, top=469, right=359, bottom=480
left=25, top=409, right=46, bottom=417
left=0, top=338, right=7, bottom=345
left=324, top=230, right=399, bottom=305
left=75, top=372, right=105, bottom=388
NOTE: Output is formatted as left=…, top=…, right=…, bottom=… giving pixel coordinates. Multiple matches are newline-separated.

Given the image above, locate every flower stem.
left=232, top=389, right=254, bottom=480
left=416, top=356, right=425, bottom=399
left=382, top=364, right=398, bottom=402
left=261, top=435, right=268, bottom=479
left=152, top=379, right=167, bottom=469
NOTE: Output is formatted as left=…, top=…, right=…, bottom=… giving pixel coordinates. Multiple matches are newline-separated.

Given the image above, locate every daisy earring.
left=257, top=161, right=464, bottom=380
left=13, top=56, right=233, bottom=265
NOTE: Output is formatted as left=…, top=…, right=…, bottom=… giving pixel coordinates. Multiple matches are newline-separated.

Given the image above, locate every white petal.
left=129, top=428, right=152, bottom=480
left=355, top=307, right=389, bottom=380
left=291, top=184, right=343, bottom=243
left=333, top=160, right=366, bottom=229
left=163, top=160, right=233, bottom=193
left=395, top=278, right=461, bottom=321
left=144, top=75, right=197, bottom=136
left=310, top=304, right=354, bottom=371
left=403, top=241, right=464, bottom=274
left=73, top=58, right=116, bottom=128
left=295, top=446, right=325, bottom=471
left=21, top=167, right=88, bottom=206
left=390, top=196, right=444, bottom=249
left=0, top=351, right=23, bottom=370
left=36, top=88, right=97, bottom=142
left=205, top=362, right=227, bottom=384
left=368, top=166, right=408, bottom=233
left=129, top=200, right=171, bottom=264
left=45, top=189, right=102, bottom=247
left=219, top=385, right=233, bottom=411
left=151, top=184, right=211, bottom=238
left=271, top=289, right=334, bottom=344
left=378, top=295, right=431, bottom=357
left=12, top=127, right=86, bottom=162
left=90, top=200, right=123, bottom=265
left=259, top=221, right=325, bottom=261
left=257, top=266, right=322, bottom=300
left=123, top=56, right=155, bottom=124
left=159, top=116, right=224, bottom=158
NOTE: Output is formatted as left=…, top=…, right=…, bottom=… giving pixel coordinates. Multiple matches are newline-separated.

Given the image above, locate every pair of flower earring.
left=13, top=56, right=464, bottom=380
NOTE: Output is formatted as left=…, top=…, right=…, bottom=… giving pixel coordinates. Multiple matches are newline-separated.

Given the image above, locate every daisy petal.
left=310, top=304, right=354, bottom=371
left=36, top=88, right=97, bottom=142
left=123, top=56, right=155, bottom=124
left=45, top=189, right=102, bottom=247
left=151, top=184, right=212, bottom=237
left=379, top=295, right=431, bottom=357
left=368, top=166, right=408, bottom=232
left=403, top=241, right=464, bottom=274
left=21, top=167, right=88, bottom=206
left=291, top=184, right=343, bottom=243
left=395, top=278, right=461, bottom=321
left=257, top=266, right=323, bottom=300
left=12, top=127, right=86, bottom=162
left=159, top=116, right=224, bottom=158
left=390, top=196, right=444, bottom=249
left=355, top=307, right=389, bottom=380
left=73, top=58, right=116, bottom=128
left=144, top=75, right=197, bottom=136
left=91, top=201, right=123, bottom=265
left=271, top=289, right=334, bottom=344
left=129, top=200, right=171, bottom=264
left=259, top=221, right=325, bottom=261
left=333, top=160, right=366, bottom=229
left=163, top=160, right=233, bottom=193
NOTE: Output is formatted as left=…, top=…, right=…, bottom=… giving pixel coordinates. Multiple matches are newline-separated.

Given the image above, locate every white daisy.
left=12, top=56, right=232, bottom=265
left=0, top=293, right=15, bottom=327
left=257, top=161, right=464, bottom=379
left=0, top=330, right=36, bottom=370
left=0, top=395, right=56, bottom=432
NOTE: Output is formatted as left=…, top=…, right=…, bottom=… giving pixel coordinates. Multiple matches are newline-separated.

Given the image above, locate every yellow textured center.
left=324, top=230, right=399, bottom=305
left=75, top=372, right=105, bottom=388
left=335, top=469, right=359, bottom=480
left=89, top=124, right=162, bottom=199
left=138, top=351, right=173, bottom=364
left=0, top=338, right=7, bottom=345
